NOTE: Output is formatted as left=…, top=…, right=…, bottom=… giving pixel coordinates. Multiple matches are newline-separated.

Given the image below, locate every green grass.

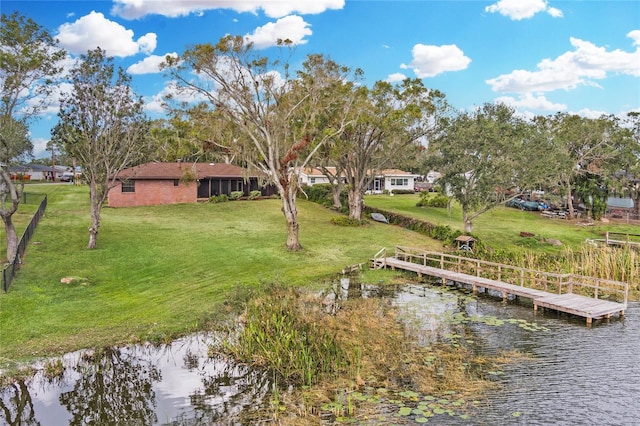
left=365, top=193, right=639, bottom=252
left=0, top=185, right=441, bottom=362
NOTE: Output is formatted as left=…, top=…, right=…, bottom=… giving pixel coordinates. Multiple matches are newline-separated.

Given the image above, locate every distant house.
left=295, top=167, right=419, bottom=194
left=367, top=169, right=420, bottom=194
left=108, top=162, right=277, bottom=208
left=8, top=164, right=70, bottom=181
left=296, top=167, right=343, bottom=186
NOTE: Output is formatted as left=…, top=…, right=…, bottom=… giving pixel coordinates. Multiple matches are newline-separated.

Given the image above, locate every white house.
left=296, top=167, right=340, bottom=186
left=369, top=169, right=420, bottom=194
left=295, top=166, right=419, bottom=194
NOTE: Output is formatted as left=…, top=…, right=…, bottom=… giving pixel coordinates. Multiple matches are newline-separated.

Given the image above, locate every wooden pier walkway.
left=372, top=247, right=629, bottom=325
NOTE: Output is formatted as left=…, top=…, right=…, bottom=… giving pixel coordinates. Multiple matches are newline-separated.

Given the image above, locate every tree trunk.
left=331, top=180, right=343, bottom=210
left=565, top=180, right=575, bottom=219
left=280, top=183, right=302, bottom=251
left=347, top=188, right=364, bottom=221
left=87, top=183, right=102, bottom=249
left=463, top=210, right=474, bottom=233
left=0, top=171, right=22, bottom=261
left=2, top=215, right=19, bottom=262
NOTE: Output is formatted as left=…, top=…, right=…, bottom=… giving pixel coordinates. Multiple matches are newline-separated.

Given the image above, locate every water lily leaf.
left=399, top=390, right=420, bottom=399
left=433, top=407, right=445, bottom=415
left=415, top=417, right=429, bottom=423
left=398, top=406, right=412, bottom=416
left=512, top=411, right=522, bottom=417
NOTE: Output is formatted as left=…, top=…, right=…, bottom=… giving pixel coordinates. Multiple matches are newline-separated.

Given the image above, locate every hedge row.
left=363, top=205, right=464, bottom=245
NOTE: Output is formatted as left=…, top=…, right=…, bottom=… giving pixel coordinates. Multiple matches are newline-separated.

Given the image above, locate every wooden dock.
left=372, top=247, right=629, bottom=325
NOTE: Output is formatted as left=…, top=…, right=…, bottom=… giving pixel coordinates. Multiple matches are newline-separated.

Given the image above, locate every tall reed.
left=223, top=285, right=350, bottom=387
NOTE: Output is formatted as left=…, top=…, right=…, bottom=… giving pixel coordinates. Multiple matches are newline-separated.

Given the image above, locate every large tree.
left=538, top=113, right=633, bottom=219
left=0, top=12, right=65, bottom=261
left=427, top=103, right=544, bottom=233
left=163, top=36, right=357, bottom=250
left=53, top=48, right=150, bottom=249
left=323, top=79, right=446, bottom=221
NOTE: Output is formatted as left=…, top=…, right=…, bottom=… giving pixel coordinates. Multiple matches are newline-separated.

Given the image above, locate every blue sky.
left=4, top=0, right=640, bottom=158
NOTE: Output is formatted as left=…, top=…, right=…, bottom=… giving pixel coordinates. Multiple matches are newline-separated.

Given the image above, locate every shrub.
left=229, top=191, right=244, bottom=200
left=209, top=194, right=229, bottom=203
left=248, top=190, right=262, bottom=200
left=305, top=184, right=333, bottom=206
left=417, top=192, right=449, bottom=208
left=330, top=216, right=369, bottom=227
left=391, top=189, right=415, bottom=195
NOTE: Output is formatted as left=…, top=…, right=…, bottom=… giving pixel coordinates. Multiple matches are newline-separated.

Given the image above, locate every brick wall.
left=108, top=179, right=197, bottom=207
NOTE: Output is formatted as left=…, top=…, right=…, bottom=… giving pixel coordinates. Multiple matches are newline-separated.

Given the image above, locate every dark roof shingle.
left=116, top=162, right=263, bottom=180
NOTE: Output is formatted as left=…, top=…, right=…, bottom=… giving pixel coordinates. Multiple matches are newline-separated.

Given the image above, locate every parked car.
left=506, top=198, right=544, bottom=211
left=59, top=172, right=75, bottom=182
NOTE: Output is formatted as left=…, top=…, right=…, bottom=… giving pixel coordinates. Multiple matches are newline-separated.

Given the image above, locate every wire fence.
left=2, top=194, right=48, bottom=292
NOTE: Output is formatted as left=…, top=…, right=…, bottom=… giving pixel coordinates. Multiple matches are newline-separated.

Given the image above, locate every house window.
left=173, top=179, right=179, bottom=187
left=310, top=177, right=316, bottom=184
left=121, top=180, right=135, bottom=193
left=390, top=178, right=408, bottom=186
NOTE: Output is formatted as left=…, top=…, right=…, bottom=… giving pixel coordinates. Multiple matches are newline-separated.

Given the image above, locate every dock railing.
left=383, top=246, right=628, bottom=305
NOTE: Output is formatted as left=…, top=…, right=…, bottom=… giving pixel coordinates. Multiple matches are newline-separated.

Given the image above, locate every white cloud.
left=486, top=34, right=640, bottom=94
left=32, top=137, right=50, bottom=159
left=56, top=11, right=157, bottom=57
left=144, top=81, right=204, bottom=114
left=494, top=93, right=566, bottom=111
left=571, top=108, right=609, bottom=119
left=485, top=0, right=562, bottom=20
left=386, top=73, right=407, bottom=83
left=128, top=53, right=178, bottom=75
left=111, top=0, right=344, bottom=19
left=628, top=30, right=640, bottom=47
left=400, top=44, right=471, bottom=78
left=245, top=15, right=312, bottom=48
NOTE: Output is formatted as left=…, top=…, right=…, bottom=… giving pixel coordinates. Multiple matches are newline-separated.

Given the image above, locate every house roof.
left=116, top=162, right=263, bottom=180
left=297, top=167, right=418, bottom=178
left=379, top=169, right=420, bottom=177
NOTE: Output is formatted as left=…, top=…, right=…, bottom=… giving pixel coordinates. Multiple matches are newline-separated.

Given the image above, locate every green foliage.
left=248, top=190, right=262, bottom=200
left=208, top=194, right=228, bottom=203
left=224, top=285, right=348, bottom=386
left=229, top=191, right=243, bottom=200
left=305, top=183, right=333, bottom=206
left=417, top=192, right=449, bottom=208
left=330, top=216, right=368, bottom=227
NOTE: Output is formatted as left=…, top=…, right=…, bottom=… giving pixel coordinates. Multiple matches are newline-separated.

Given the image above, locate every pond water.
left=1, top=281, right=639, bottom=425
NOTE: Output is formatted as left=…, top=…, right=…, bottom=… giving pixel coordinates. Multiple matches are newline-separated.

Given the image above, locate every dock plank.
left=377, top=256, right=626, bottom=325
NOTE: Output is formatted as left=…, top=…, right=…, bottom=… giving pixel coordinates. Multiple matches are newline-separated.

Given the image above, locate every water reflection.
left=1, top=280, right=638, bottom=425
left=0, top=334, right=271, bottom=425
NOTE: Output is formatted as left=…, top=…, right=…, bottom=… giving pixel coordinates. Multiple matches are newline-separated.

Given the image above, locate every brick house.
left=108, top=162, right=276, bottom=208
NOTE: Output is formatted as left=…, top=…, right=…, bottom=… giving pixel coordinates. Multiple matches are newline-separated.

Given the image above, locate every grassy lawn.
left=0, top=185, right=441, bottom=362
left=365, top=193, right=640, bottom=252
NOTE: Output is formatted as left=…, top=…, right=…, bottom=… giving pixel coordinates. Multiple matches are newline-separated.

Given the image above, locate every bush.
left=229, top=191, right=244, bottom=200
left=248, top=190, right=262, bottom=200
left=209, top=194, right=229, bottom=203
left=305, top=184, right=333, bottom=206
left=391, top=189, right=415, bottom=195
left=417, top=192, right=449, bottom=208
left=330, top=216, right=369, bottom=227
